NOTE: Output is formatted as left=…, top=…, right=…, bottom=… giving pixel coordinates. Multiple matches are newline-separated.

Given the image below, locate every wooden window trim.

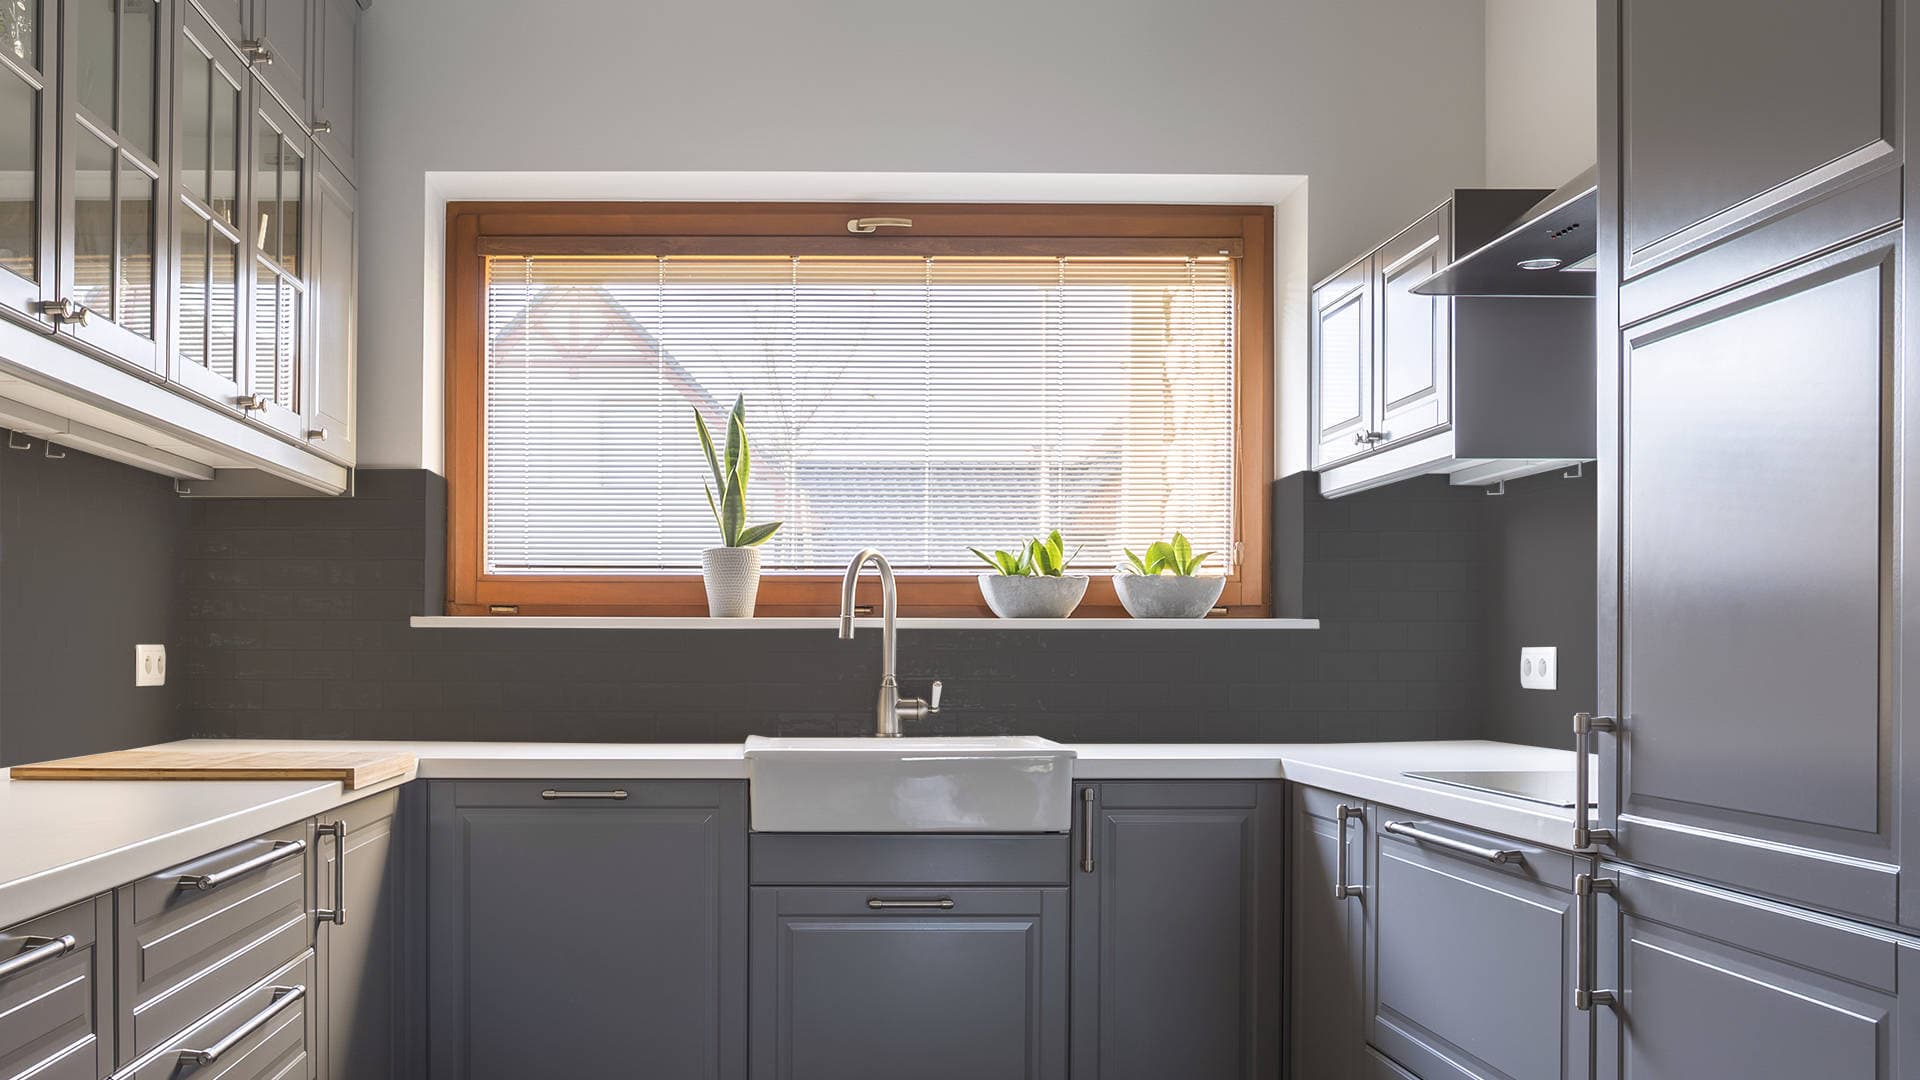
left=445, top=201, right=1274, bottom=617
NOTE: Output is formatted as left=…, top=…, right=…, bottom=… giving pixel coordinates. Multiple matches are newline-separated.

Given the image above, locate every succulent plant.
left=1121, top=532, right=1214, bottom=576
left=971, top=530, right=1081, bottom=577
left=695, top=396, right=782, bottom=548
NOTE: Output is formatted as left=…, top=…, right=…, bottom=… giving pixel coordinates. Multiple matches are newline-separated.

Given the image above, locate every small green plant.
left=971, top=530, right=1081, bottom=577
left=1121, top=532, right=1214, bottom=576
left=695, top=396, right=782, bottom=548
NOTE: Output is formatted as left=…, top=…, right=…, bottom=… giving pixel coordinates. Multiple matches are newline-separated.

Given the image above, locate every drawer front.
left=751, top=833, right=1070, bottom=886
left=1368, top=808, right=1584, bottom=1080
left=121, top=951, right=313, bottom=1080
left=120, top=821, right=312, bottom=1059
left=0, top=897, right=112, bottom=1080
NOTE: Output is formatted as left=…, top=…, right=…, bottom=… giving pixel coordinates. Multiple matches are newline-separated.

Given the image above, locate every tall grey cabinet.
left=426, top=781, right=748, bottom=1080
left=1070, top=782, right=1282, bottom=1080
left=314, top=790, right=400, bottom=1080
left=1287, top=788, right=1366, bottom=1080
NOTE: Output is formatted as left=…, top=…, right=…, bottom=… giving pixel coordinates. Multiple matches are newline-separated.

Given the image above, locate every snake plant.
left=971, top=530, right=1081, bottom=577
left=1121, top=532, right=1214, bottom=576
left=695, top=397, right=782, bottom=548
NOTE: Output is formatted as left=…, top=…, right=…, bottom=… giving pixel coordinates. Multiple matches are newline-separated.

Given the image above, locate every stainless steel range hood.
left=1411, top=166, right=1597, bottom=297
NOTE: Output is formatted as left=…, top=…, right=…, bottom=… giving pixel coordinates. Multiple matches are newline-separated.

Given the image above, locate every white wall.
left=1484, top=0, right=1596, bottom=188
left=355, top=0, right=1488, bottom=470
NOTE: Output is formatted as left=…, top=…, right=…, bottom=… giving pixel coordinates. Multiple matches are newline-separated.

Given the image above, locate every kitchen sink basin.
left=744, top=735, right=1076, bottom=832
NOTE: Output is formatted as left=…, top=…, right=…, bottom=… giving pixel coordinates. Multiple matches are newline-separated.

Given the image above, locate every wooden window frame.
left=445, top=201, right=1274, bottom=617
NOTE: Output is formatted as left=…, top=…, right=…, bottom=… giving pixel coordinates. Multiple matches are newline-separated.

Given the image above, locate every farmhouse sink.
left=744, top=735, right=1076, bottom=833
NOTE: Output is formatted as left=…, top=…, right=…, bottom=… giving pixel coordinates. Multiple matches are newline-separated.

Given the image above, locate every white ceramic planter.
left=702, top=546, right=763, bottom=618
left=977, top=574, right=1090, bottom=619
left=1114, top=574, right=1226, bottom=619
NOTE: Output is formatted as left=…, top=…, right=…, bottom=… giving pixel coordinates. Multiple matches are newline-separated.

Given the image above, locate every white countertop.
left=0, top=737, right=1585, bottom=928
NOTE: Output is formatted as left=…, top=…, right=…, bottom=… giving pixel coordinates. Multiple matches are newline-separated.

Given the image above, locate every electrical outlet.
left=135, top=644, right=166, bottom=687
left=1520, top=646, right=1556, bottom=691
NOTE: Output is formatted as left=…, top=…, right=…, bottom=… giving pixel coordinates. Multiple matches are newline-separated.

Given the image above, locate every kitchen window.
left=445, top=202, right=1272, bottom=616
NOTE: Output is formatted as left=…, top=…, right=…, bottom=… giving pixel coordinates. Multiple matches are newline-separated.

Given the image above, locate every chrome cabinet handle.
left=1574, top=873, right=1617, bottom=1011
left=1079, top=787, right=1097, bottom=873
left=33, top=298, right=88, bottom=326
left=178, top=839, right=307, bottom=891
left=305, top=427, right=329, bottom=441
left=540, top=789, right=628, bottom=800
left=311, top=118, right=333, bottom=134
left=1383, top=821, right=1526, bottom=865
left=0, top=935, right=77, bottom=980
left=234, top=394, right=268, bottom=411
left=867, top=898, right=955, bottom=910
left=314, top=821, right=345, bottom=926
left=180, top=985, right=304, bottom=1065
left=1335, top=804, right=1365, bottom=899
left=1573, top=712, right=1617, bottom=849
left=241, top=39, right=274, bottom=65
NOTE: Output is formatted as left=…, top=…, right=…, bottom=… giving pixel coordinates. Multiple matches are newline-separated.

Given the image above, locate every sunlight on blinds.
left=482, top=254, right=1237, bottom=574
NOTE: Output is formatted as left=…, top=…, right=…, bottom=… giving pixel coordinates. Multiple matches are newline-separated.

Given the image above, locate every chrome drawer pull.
left=180, top=985, right=304, bottom=1065
left=315, top=821, right=346, bottom=926
left=540, top=789, right=628, bottom=800
left=1335, top=804, right=1365, bottom=899
left=1382, top=821, right=1525, bottom=865
left=867, top=898, right=956, bottom=910
left=0, top=935, right=76, bottom=980
left=1574, top=873, right=1618, bottom=1011
left=1573, top=712, right=1617, bottom=849
left=178, top=839, right=307, bottom=891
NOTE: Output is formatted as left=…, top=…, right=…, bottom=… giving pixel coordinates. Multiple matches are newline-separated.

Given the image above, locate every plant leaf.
left=724, top=396, right=745, bottom=487
left=735, top=521, right=782, bottom=547
left=1185, top=551, right=1215, bottom=575
left=704, top=484, right=722, bottom=535
left=728, top=400, right=750, bottom=497
left=1172, top=531, right=1192, bottom=570
left=694, top=409, right=725, bottom=493
left=970, top=546, right=1001, bottom=571
left=720, top=471, right=745, bottom=546
left=1123, top=547, right=1151, bottom=575
left=1030, top=537, right=1057, bottom=576
left=1146, top=540, right=1175, bottom=572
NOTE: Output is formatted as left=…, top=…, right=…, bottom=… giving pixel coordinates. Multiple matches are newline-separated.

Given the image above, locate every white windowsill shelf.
left=409, top=616, right=1321, bottom=631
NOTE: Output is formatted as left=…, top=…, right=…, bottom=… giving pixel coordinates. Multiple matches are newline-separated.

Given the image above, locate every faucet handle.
left=929, top=681, right=943, bottom=713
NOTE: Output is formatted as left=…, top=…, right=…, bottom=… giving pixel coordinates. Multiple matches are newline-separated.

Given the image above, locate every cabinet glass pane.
left=121, top=0, right=154, bottom=157
left=118, top=158, right=151, bottom=334
left=71, top=131, right=113, bottom=316
left=210, top=71, right=237, bottom=224
left=279, top=141, right=300, bottom=276
left=180, top=46, right=208, bottom=203
left=1, top=0, right=35, bottom=68
left=252, top=262, right=276, bottom=394
left=0, top=67, right=34, bottom=281
left=177, top=216, right=206, bottom=367
left=253, top=118, right=279, bottom=263
left=74, top=0, right=111, bottom=122
left=274, top=280, right=297, bottom=406
left=1319, top=298, right=1363, bottom=426
left=209, top=230, right=236, bottom=379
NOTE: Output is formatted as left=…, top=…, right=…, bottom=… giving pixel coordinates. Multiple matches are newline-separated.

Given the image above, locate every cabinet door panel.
left=1596, top=863, right=1915, bottom=1080
left=0, top=898, right=112, bottom=1080
left=1288, top=788, right=1366, bottom=1080
left=1611, top=231, right=1902, bottom=923
left=250, top=0, right=310, bottom=123
left=1374, top=205, right=1451, bottom=443
left=311, top=0, right=354, bottom=180
left=427, top=781, right=747, bottom=1080
left=243, top=81, right=308, bottom=438
left=750, top=888, right=1067, bottom=1080
left=171, top=3, right=249, bottom=405
left=1314, top=258, right=1373, bottom=468
left=304, top=151, right=351, bottom=461
left=0, top=0, right=57, bottom=325
left=317, top=791, right=398, bottom=1080
left=1069, top=782, right=1281, bottom=1080
left=1620, top=0, right=1892, bottom=274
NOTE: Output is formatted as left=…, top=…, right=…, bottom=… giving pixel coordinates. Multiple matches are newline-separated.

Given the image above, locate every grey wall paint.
left=1478, top=469, right=1597, bottom=747
left=0, top=432, right=189, bottom=766
left=354, top=0, right=1491, bottom=469
left=178, top=471, right=1497, bottom=744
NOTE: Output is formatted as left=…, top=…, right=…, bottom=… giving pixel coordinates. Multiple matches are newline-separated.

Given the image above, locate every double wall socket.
left=136, top=644, right=167, bottom=687
left=1520, top=646, right=1556, bottom=690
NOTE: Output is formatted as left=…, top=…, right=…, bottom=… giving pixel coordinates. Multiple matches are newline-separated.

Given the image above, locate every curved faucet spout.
left=839, top=549, right=909, bottom=736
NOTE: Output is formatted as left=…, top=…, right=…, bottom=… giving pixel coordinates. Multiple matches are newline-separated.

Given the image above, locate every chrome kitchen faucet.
left=838, top=548, right=941, bottom=737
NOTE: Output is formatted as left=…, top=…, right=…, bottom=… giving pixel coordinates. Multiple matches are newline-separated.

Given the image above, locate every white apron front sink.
left=744, top=735, right=1076, bottom=833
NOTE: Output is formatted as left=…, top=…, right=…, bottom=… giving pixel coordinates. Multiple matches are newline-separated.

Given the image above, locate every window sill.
left=409, top=616, right=1320, bottom=631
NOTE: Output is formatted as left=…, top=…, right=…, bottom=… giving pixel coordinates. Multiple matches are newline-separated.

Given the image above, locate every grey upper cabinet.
left=427, top=781, right=748, bottom=1080
left=314, top=791, right=399, bottom=1080
left=304, top=150, right=352, bottom=461
left=0, top=897, right=113, bottom=1080
left=1365, top=808, right=1587, bottom=1080
left=310, top=0, right=357, bottom=181
left=171, top=0, right=249, bottom=408
left=0, top=0, right=57, bottom=330
left=1288, top=788, right=1367, bottom=1080
left=1372, top=205, right=1451, bottom=445
left=750, top=887, right=1068, bottom=1080
left=248, top=0, right=311, bottom=124
left=1069, top=782, right=1281, bottom=1080
left=1313, top=255, right=1374, bottom=468
left=1593, top=861, right=1920, bottom=1079
left=242, top=77, right=309, bottom=439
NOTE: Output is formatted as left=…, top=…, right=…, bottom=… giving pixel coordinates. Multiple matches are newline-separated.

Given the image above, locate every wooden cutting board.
left=9, top=748, right=416, bottom=789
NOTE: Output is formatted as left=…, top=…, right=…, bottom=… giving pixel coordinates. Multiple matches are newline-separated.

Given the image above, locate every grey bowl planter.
left=977, top=574, right=1090, bottom=619
left=1114, top=574, right=1226, bottom=619
left=702, top=546, right=763, bottom=618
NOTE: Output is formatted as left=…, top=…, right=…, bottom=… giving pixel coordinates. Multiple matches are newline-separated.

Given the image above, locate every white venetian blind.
left=482, top=253, right=1237, bottom=574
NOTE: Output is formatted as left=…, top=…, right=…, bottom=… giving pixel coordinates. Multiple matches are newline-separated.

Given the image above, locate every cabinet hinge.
left=488, top=605, right=520, bottom=615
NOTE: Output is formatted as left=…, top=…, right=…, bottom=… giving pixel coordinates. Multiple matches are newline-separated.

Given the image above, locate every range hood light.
left=1516, top=257, right=1564, bottom=271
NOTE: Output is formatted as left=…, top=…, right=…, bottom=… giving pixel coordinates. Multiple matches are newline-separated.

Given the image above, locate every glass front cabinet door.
left=0, top=0, right=57, bottom=327
left=171, top=0, right=246, bottom=405
left=242, top=74, right=306, bottom=439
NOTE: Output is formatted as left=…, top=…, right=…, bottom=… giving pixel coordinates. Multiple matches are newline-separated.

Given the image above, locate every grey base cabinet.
left=315, top=789, right=400, bottom=1080
left=0, top=897, right=112, bottom=1080
left=427, top=780, right=748, bottom=1080
left=1289, top=787, right=1367, bottom=1080
left=1070, top=781, right=1282, bottom=1080
left=1365, top=807, right=1586, bottom=1080
left=1595, top=862, right=1920, bottom=1080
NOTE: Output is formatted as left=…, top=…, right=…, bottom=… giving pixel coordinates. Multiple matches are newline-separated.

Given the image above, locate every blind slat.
left=483, top=254, right=1237, bottom=574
